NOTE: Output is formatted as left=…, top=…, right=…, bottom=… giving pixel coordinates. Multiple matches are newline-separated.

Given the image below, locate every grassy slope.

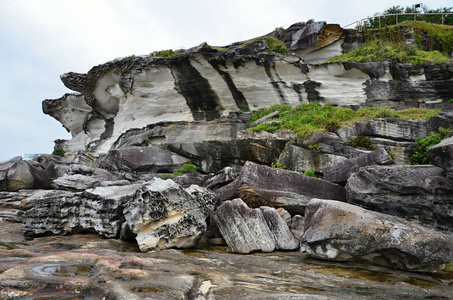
left=327, top=21, right=453, bottom=65
left=248, top=103, right=440, bottom=137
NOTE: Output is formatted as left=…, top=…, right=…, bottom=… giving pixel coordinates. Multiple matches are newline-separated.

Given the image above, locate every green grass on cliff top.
left=248, top=102, right=440, bottom=136
left=326, top=39, right=451, bottom=64
left=326, top=21, right=453, bottom=65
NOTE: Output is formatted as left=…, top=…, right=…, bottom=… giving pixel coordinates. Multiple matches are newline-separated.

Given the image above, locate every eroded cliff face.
left=42, top=20, right=453, bottom=158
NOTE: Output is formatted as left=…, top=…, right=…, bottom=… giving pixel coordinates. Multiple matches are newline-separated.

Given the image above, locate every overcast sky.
left=0, top=0, right=450, bottom=161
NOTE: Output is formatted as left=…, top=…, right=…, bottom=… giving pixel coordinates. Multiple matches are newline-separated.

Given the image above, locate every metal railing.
left=344, top=12, right=451, bottom=31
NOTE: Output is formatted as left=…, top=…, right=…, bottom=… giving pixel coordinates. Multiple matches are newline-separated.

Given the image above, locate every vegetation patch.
left=203, top=44, right=229, bottom=51
left=160, top=163, right=199, bottom=179
left=409, top=127, right=451, bottom=164
left=401, top=21, right=453, bottom=54
left=52, top=148, right=65, bottom=157
left=173, top=163, right=198, bottom=176
left=347, top=136, right=378, bottom=151
left=304, top=169, right=319, bottom=178
left=149, top=49, right=183, bottom=58
left=123, top=54, right=137, bottom=60
left=241, top=37, right=289, bottom=55
left=248, top=102, right=440, bottom=136
left=326, top=39, right=451, bottom=65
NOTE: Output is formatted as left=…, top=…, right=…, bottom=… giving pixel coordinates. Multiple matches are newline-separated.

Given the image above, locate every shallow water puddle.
left=31, top=263, right=96, bottom=278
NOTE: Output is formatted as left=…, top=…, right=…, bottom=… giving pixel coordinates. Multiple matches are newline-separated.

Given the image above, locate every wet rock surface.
left=0, top=220, right=452, bottom=299
left=302, top=199, right=453, bottom=272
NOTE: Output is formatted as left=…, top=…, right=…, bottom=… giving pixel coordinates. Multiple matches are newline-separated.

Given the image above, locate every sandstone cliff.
left=42, top=20, right=453, bottom=158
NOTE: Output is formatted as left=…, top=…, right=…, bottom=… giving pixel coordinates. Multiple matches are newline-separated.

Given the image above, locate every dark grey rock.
left=429, top=136, right=453, bottom=173
left=203, top=167, right=237, bottom=190
left=280, top=144, right=348, bottom=173
left=99, top=146, right=189, bottom=180
left=302, top=198, right=453, bottom=272
left=216, top=161, right=346, bottom=215
left=321, top=148, right=394, bottom=183
left=345, top=165, right=453, bottom=232
left=211, top=198, right=299, bottom=254
left=339, top=118, right=429, bottom=142
left=0, top=158, right=52, bottom=192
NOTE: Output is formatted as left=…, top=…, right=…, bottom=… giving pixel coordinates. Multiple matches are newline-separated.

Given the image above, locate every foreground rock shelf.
left=0, top=221, right=452, bottom=299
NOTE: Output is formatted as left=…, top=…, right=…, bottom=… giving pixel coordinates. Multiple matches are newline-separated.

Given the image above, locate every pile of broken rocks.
left=1, top=136, right=453, bottom=274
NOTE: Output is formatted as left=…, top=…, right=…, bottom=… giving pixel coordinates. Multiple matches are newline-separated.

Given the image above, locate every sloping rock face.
left=42, top=20, right=453, bottom=158
left=302, top=199, right=453, bottom=271
left=345, top=165, right=453, bottom=233
left=211, top=198, right=299, bottom=253
left=321, top=148, right=394, bottom=183
left=216, top=161, right=346, bottom=215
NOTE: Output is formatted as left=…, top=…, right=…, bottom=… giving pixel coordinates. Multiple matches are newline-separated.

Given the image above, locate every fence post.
left=396, top=14, right=398, bottom=25
left=379, top=16, right=381, bottom=29
left=442, top=14, right=444, bottom=25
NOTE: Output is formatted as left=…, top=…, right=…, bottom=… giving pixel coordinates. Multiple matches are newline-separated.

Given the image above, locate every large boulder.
left=211, top=198, right=299, bottom=253
left=216, top=161, right=346, bottom=215
left=99, top=146, right=190, bottom=180
left=321, top=148, right=394, bottom=183
left=279, top=144, right=348, bottom=172
left=345, top=165, right=453, bottom=232
left=22, top=184, right=142, bottom=238
left=52, top=165, right=128, bottom=191
left=0, top=157, right=53, bottom=192
left=302, top=199, right=453, bottom=272
left=123, top=178, right=215, bottom=251
left=22, top=178, right=215, bottom=252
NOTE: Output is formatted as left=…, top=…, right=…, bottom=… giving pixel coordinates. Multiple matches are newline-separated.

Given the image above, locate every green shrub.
left=386, top=149, right=396, bottom=160
left=52, top=148, right=65, bottom=157
left=347, top=136, right=378, bottom=151
left=309, top=143, right=322, bottom=151
left=173, top=164, right=199, bottom=176
left=275, top=27, right=285, bottom=31
left=304, top=169, right=317, bottom=178
left=409, top=132, right=442, bottom=164
left=439, top=127, right=452, bottom=138
left=123, top=54, right=137, bottom=60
